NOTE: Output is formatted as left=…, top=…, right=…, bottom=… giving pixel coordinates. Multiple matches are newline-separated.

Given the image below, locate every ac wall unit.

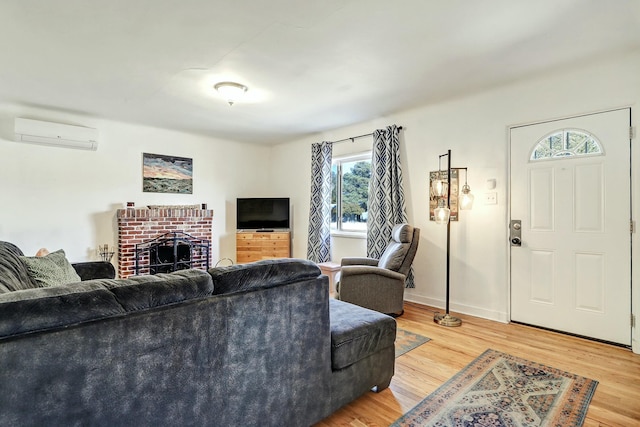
left=14, top=118, right=99, bottom=151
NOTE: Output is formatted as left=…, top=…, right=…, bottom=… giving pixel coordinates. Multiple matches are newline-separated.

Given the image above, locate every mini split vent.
left=14, top=118, right=99, bottom=151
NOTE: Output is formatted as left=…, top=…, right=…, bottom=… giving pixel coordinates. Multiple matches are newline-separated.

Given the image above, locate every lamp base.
left=434, top=312, right=462, bottom=327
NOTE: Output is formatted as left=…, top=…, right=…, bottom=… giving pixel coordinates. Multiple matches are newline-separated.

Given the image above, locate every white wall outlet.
left=483, top=192, right=497, bottom=205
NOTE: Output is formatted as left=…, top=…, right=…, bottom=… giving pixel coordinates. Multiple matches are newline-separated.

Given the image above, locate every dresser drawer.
left=236, top=231, right=291, bottom=264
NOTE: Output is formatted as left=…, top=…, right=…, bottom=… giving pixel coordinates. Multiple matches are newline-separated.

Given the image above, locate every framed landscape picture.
left=142, top=153, right=193, bottom=194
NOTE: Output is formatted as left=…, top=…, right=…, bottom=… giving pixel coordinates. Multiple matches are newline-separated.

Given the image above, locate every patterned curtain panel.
left=307, top=141, right=333, bottom=263
left=367, top=125, right=414, bottom=288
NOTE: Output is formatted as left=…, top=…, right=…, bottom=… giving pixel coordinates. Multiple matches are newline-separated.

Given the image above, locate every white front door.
left=510, top=109, right=631, bottom=346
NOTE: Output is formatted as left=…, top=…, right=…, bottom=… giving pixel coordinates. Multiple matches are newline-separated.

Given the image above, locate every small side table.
left=318, top=262, right=341, bottom=296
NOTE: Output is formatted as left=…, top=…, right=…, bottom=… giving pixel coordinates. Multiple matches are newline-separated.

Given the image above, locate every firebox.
left=135, top=231, right=210, bottom=275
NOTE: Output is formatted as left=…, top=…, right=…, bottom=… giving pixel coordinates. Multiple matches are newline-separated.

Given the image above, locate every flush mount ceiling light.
left=214, top=81, right=248, bottom=106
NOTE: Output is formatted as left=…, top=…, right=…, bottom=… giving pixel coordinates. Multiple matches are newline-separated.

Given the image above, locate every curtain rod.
left=332, top=126, right=403, bottom=145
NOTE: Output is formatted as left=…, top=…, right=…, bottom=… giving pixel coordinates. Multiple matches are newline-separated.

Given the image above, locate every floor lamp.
left=432, top=150, right=473, bottom=327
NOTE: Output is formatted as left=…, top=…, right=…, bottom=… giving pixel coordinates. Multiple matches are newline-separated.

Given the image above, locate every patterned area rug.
left=392, top=349, right=598, bottom=427
left=395, top=328, right=430, bottom=358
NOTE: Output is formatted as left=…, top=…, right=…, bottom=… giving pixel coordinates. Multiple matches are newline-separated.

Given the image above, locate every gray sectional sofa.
left=0, top=241, right=396, bottom=426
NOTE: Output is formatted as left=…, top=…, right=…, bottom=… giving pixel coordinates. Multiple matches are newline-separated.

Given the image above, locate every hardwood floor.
left=315, top=302, right=640, bottom=427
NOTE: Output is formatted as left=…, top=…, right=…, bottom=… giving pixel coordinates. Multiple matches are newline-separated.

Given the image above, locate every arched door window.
left=530, top=129, right=603, bottom=161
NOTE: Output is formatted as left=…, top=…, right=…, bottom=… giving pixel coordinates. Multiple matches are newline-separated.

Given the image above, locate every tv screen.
left=236, top=198, right=290, bottom=230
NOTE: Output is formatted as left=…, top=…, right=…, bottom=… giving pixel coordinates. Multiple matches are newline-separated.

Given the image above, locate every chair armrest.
left=340, top=265, right=405, bottom=281
left=338, top=266, right=406, bottom=314
left=72, top=262, right=116, bottom=281
left=340, top=257, right=379, bottom=267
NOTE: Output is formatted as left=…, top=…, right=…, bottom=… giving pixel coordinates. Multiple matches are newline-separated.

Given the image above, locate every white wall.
left=269, top=51, right=640, bottom=350
left=0, top=106, right=270, bottom=265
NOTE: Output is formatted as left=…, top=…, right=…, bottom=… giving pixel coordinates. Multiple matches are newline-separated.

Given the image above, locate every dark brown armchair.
left=336, top=224, right=420, bottom=316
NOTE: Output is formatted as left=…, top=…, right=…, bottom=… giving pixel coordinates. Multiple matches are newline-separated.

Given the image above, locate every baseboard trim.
left=404, top=293, right=508, bottom=324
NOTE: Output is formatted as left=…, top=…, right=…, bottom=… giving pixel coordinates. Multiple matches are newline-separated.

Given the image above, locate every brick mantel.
left=117, top=207, right=213, bottom=278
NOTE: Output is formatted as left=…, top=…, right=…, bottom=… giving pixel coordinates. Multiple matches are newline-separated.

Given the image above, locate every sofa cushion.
left=19, top=249, right=81, bottom=288
left=0, top=282, right=125, bottom=338
left=72, top=261, right=116, bottom=281
left=209, top=258, right=321, bottom=295
left=95, top=269, right=214, bottom=312
left=329, top=299, right=396, bottom=370
left=0, top=241, right=38, bottom=292
left=0, top=269, right=213, bottom=339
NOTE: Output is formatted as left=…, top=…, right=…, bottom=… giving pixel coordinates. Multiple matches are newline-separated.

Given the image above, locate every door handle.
left=510, top=220, right=522, bottom=247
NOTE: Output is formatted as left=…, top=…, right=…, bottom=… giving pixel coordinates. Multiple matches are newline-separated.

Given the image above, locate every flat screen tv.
left=236, top=197, right=290, bottom=230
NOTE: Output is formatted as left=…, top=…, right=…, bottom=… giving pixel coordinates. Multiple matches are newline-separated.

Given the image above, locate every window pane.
left=566, top=132, right=588, bottom=151
left=550, top=133, right=563, bottom=152
left=530, top=129, right=602, bottom=161
left=586, top=139, right=599, bottom=154
left=532, top=143, right=552, bottom=160
left=340, top=159, right=370, bottom=232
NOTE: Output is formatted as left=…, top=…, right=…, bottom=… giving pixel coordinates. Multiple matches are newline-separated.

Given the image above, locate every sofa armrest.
left=340, top=257, right=379, bottom=267
left=72, top=262, right=116, bottom=280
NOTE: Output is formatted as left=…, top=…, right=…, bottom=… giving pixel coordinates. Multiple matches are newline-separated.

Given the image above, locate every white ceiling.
left=1, top=0, right=639, bottom=145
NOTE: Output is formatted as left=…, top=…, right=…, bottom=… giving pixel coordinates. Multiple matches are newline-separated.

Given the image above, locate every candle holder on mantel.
left=98, top=244, right=115, bottom=263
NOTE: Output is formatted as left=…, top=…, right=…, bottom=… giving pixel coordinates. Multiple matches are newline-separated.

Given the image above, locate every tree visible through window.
left=530, top=129, right=603, bottom=161
left=331, top=154, right=371, bottom=233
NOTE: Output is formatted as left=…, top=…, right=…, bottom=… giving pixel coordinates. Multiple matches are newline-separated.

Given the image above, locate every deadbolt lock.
left=510, top=220, right=522, bottom=247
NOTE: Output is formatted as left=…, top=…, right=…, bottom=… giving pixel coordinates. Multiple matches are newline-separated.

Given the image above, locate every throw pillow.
left=19, top=249, right=82, bottom=288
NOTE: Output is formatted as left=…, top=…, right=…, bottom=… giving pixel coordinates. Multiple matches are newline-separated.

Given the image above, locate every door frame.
left=506, top=107, right=637, bottom=353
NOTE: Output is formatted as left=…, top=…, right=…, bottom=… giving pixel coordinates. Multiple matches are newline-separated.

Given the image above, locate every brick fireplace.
left=117, top=206, right=213, bottom=278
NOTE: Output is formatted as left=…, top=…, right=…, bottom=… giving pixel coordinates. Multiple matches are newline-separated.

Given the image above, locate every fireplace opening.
left=149, top=244, right=191, bottom=274
left=135, top=231, right=210, bottom=275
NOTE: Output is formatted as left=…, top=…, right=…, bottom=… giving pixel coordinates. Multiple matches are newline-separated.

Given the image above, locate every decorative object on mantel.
left=147, top=204, right=201, bottom=209
left=431, top=150, right=473, bottom=327
left=142, top=152, right=193, bottom=194
left=98, top=244, right=115, bottom=263
left=126, top=202, right=135, bottom=209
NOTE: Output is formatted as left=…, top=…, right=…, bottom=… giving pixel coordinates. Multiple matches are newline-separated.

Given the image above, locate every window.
left=530, top=129, right=603, bottom=161
left=331, top=153, right=371, bottom=234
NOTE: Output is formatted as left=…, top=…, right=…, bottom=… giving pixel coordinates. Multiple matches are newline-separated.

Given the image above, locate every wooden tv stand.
left=236, top=230, right=291, bottom=264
